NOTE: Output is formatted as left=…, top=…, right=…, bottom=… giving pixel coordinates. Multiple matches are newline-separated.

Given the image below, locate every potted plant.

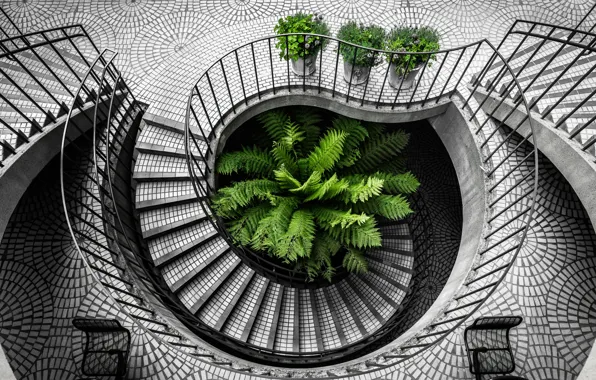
left=274, top=13, right=330, bottom=76
left=337, top=22, right=385, bottom=85
left=212, top=108, right=420, bottom=282
left=386, top=26, right=440, bottom=90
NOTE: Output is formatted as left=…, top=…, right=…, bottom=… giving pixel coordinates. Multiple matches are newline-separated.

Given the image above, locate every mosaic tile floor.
left=2, top=0, right=590, bottom=123
left=1, top=1, right=596, bottom=379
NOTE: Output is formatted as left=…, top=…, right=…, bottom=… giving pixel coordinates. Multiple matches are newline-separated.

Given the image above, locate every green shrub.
left=274, top=13, right=330, bottom=61
left=337, top=21, right=386, bottom=67
left=213, top=108, right=420, bottom=282
left=386, top=26, right=440, bottom=76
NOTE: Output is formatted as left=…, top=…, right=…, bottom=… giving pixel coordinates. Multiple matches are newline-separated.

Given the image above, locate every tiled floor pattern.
left=2, top=0, right=587, bottom=124
left=0, top=0, right=596, bottom=379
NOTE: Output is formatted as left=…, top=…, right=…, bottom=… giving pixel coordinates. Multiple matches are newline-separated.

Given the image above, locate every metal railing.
left=0, top=8, right=105, bottom=167
left=477, top=18, right=596, bottom=160
left=182, top=31, right=540, bottom=369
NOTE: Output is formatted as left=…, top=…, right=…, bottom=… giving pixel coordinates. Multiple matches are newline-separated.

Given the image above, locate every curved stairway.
left=133, top=118, right=416, bottom=355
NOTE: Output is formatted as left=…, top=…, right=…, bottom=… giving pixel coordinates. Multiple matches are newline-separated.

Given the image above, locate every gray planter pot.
left=343, top=61, right=371, bottom=85
left=291, top=53, right=318, bottom=76
left=389, top=63, right=420, bottom=90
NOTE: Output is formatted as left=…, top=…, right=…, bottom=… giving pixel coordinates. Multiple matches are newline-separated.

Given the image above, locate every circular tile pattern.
left=546, top=258, right=596, bottom=373
left=0, top=261, right=53, bottom=378
left=303, top=0, right=391, bottom=23
left=31, top=12, right=116, bottom=53
left=3, top=0, right=72, bottom=32
left=130, top=12, right=223, bottom=79
left=201, top=0, right=290, bottom=24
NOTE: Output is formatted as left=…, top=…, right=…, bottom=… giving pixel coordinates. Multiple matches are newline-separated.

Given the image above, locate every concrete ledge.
left=473, top=87, right=596, bottom=234
left=213, top=91, right=451, bottom=156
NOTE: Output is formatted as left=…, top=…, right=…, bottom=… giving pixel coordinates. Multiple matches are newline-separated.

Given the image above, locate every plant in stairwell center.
left=211, top=108, right=420, bottom=282
left=385, top=26, right=440, bottom=90
left=274, top=12, right=330, bottom=76
left=337, top=21, right=386, bottom=85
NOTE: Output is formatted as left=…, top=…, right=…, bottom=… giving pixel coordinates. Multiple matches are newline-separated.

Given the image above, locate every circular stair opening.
left=134, top=105, right=463, bottom=366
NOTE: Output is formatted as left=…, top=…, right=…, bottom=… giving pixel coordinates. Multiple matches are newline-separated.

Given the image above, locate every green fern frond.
left=227, top=204, right=273, bottom=245
left=325, top=218, right=382, bottom=249
left=290, top=170, right=322, bottom=195
left=307, top=129, right=346, bottom=173
left=304, top=174, right=338, bottom=201
left=380, top=157, right=408, bottom=174
left=216, top=146, right=275, bottom=177
left=257, top=109, right=290, bottom=142
left=276, top=209, right=316, bottom=262
left=251, top=196, right=299, bottom=251
left=322, top=265, right=336, bottom=282
left=364, top=122, right=385, bottom=140
left=375, top=171, right=420, bottom=194
left=349, top=130, right=410, bottom=173
left=352, top=194, right=413, bottom=220
left=271, top=141, right=298, bottom=174
left=280, top=121, right=305, bottom=149
left=299, top=123, right=321, bottom=154
left=274, top=166, right=301, bottom=190
left=311, top=206, right=371, bottom=229
left=332, top=117, right=369, bottom=168
left=212, top=179, right=279, bottom=215
left=294, top=107, right=323, bottom=127
left=340, top=176, right=385, bottom=203
left=343, top=248, right=369, bottom=274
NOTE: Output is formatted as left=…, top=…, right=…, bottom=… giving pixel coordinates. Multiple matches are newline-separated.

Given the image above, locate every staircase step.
left=150, top=227, right=218, bottom=267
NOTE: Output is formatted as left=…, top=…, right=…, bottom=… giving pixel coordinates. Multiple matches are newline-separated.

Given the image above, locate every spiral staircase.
left=1, top=4, right=596, bottom=380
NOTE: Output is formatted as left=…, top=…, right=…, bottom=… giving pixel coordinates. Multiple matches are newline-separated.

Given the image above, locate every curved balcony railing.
left=182, top=32, right=541, bottom=368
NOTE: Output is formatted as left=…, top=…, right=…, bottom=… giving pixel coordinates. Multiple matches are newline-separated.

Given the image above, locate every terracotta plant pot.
left=389, top=63, right=420, bottom=90
left=291, top=52, right=318, bottom=76
left=343, top=61, right=371, bottom=85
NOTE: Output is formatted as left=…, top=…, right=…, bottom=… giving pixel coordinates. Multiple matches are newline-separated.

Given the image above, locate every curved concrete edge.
left=0, top=99, right=114, bottom=242
left=0, top=347, right=16, bottom=380
left=472, top=88, right=596, bottom=238
left=212, top=92, right=450, bottom=156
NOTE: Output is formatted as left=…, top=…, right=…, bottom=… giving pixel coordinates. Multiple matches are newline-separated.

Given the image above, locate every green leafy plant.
left=386, top=26, right=441, bottom=76
left=337, top=21, right=386, bottom=67
left=274, top=13, right=330, bottom=61
left=212, top=108, right=420, bottom=282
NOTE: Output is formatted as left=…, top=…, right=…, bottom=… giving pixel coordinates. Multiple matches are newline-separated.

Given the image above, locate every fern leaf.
left=332, top=117, right=369, bottom=168
left=276, top=209, right=316, bottom=262
left=300, top=123, right=321, bottom=154
left=227, top=203, right=273, bottom=245
left=257, top=109, right=290, bottom=141
left=343, top=248, right=369, bottom=274
left=212, top=179, right=279, bottom=215
left=280, top=121, right=305, bottom=149
left=271, top=141, right=298, bottom=174
left=250, top=196, right=299, bottom=252
left=380, top=157, right=408, bottom=174
left=274, top=166, right=301, bottom=190
left=290, top=171, right=322, bottom=195
left=216, top=146, right=275, bottom=177
left=375, top=171, right=420, bottom=194
left=340, top=175, right=385, bottom=203
left=311, top=206, right=371, bottom=229
left=307, top=129, right=346, bottom=173
left=325, top=218, right=382, bottom=249
left=294, top=107, right=323, bottom=127
left=349, top=130, right=410, bottom=173
left=352, top=194, right=413, bottom=220
left=364, top=122, right=386, bottom=140
left=304, top=174, right=337, bottom=201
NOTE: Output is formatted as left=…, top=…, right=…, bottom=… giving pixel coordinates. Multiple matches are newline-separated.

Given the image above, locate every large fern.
left=212, top=108, right=419, bottom=281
